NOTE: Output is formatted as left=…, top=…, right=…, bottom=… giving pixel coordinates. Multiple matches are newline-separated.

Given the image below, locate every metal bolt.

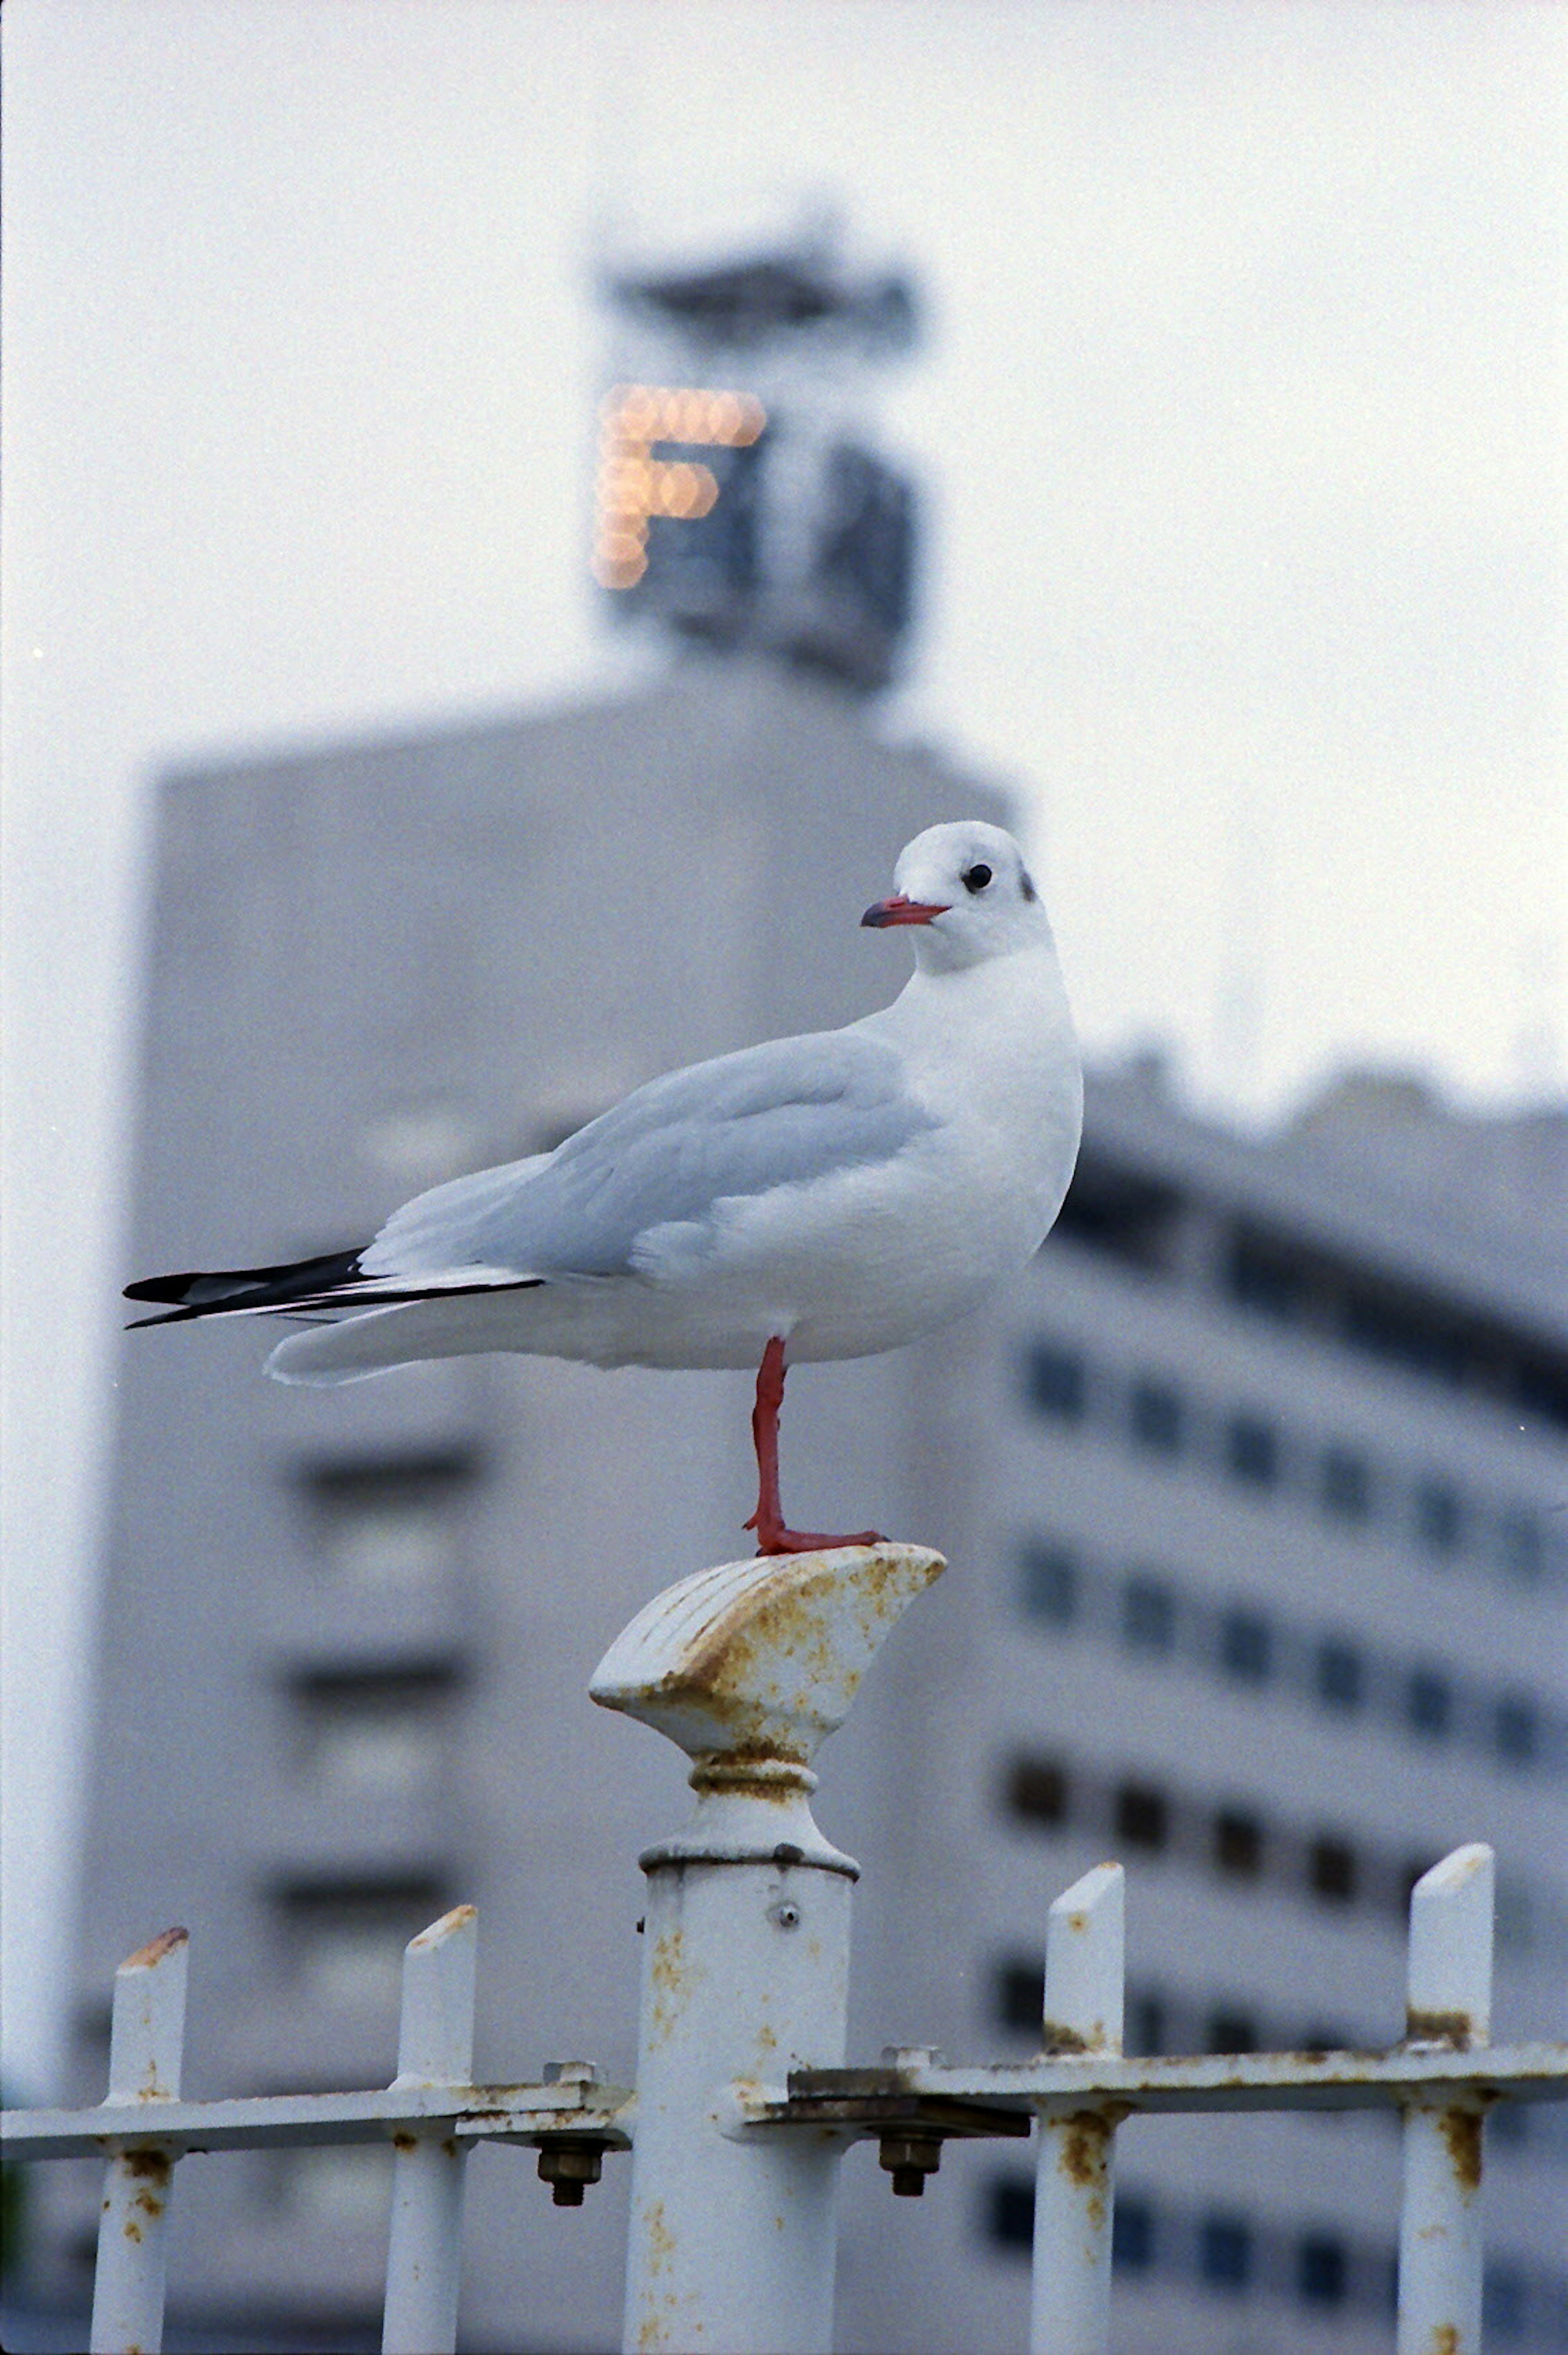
left=880, top=2045, right=945, bottom=2069
left=769, top=1900, right=802, bottom=1931
left=537, top=2139, right=606, bottom=2206
left=878, top=2131, right=943, bottom=2198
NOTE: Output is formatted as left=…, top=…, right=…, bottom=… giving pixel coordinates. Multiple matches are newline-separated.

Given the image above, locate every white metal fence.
left=6, top=1541, right=1566, bottom=2355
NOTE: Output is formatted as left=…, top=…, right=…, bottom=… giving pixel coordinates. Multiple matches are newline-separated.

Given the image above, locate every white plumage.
left=127, top=820, right=1081, bottom=1551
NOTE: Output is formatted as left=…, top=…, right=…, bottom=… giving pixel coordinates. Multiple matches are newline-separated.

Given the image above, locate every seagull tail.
left=265, top=1290, right=543, bottom=1386
left=266, top=1305, right=424, bottom=1386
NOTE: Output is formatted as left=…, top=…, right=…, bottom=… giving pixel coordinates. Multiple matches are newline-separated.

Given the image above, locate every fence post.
left=1396, top=1843, right=1493, bottom=2355
left=592, top=1541, right=945, bottom=2355
left=89, top=1926, right=189, bottom=2355
left=1030, top=1862, right=1124, bottom=2355
left=382, top=1903, right=478, bottom=2355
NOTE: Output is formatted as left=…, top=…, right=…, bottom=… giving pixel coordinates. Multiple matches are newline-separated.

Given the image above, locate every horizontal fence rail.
left=5, top=1549, right=1567, bottom=2355
left=9, top=1847, right=1567, bottom=2355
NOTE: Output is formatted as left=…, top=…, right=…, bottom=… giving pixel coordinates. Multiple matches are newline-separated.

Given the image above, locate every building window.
left=1205, top=2007, right=1256, bottom=2054
left=1225, top=1412, right=1279, bottom=1488
left=1406, top=1669, right=1452, bottom=1740
left=1414, top=1477, right=1464, bottom=1557
left=276, top=1876, right=447, bottom=2007
left=1213, top=1811, right=1263, bottom=1878
left=1516, top=1353, right=1568, bottom=1433
left=1019, top=1542, right=1079, bottom=1626
left=1314, top=1636, right=1364, bottom=1713
left=1227, top=1231, right=1306, bottom=1321
left=1298, top=2232, right=1348, bottom=2307
left=301, top=1451, right=477, bottom=1587
left=1054, top=1161, right=1178, bottom=1269
left=1308, top=1837, right=1358, bottom=1905
left=1321, top=1446, right=1372, bottom=1522
left=1492, top=1695, right=1539, bottom=1768
left=1120, top=1572, right=1176, bottom=1656
left=1129, top=1379, right=1183, bottom=1455
left=995, top=1961, right=1044, bottom=2034
left=1217, top=1607, right=1272, bottom=1684
left=1111, top=2196, right=1155, bottom=2273
left=985, top=2175, right=1034, bottom=2249
left=1126, top=1991, right=1167, bottom=2056
left=1114, top=1782, right=1169, bottom=1851
left=1007, top=1757, right=1070, bottom=1827
left=291, top=1667, right=457, bottom=1794
left=1022, top=1343, right=1087, bottom=1421
left=1199, top=2212, right=1252, bottom=2289
left=1482, top=2264, right=1528, bottom=2340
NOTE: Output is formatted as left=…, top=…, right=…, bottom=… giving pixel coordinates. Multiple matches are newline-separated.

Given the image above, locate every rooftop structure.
left=591, top=230, right=920, bottom=692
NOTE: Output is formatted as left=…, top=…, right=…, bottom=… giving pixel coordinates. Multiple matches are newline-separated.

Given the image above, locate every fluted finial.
left=590, top=1542, right=944, bottom=1793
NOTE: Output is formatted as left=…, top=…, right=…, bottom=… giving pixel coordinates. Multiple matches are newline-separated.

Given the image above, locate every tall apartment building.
left=839, top=1061, right=1567, bottom=2355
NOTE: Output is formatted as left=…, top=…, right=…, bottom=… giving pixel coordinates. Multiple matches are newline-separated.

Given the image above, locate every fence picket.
left=89, top=1926, right=189, bottom=2355
left=1029, top=1863, right=1124, bottom=2355
left=1396, top=1843, right=1493, bottom=2355
left=382, top=1904, right=479, bottom=2355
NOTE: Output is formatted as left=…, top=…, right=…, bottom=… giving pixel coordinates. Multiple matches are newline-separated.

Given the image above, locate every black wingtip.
left=124, top=1272, right=188, bottom=1305
left=122, top=1248, right=367, bottom=1321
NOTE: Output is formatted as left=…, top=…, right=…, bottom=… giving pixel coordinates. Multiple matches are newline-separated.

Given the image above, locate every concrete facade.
left=37, top=664, right=1567, bottom=2353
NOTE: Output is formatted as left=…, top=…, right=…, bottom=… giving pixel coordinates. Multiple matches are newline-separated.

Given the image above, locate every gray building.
left=37, top=654, right=1568, bottom=2354
left=845, top=1058, right=1568, bottom=2355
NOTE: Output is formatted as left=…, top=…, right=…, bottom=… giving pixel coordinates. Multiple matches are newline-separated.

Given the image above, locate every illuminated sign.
left=592, top=383, right=767, bottom=590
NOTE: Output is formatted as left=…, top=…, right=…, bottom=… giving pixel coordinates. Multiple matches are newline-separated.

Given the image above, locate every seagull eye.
left=962, top=863, right=993, bottom=895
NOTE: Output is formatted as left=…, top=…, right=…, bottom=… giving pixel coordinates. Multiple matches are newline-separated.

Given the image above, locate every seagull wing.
left=363, top=1029, right=933, bottom=1287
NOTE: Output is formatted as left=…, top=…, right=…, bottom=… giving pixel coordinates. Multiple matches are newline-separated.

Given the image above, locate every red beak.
left=861, top=895, right=950, bottom=928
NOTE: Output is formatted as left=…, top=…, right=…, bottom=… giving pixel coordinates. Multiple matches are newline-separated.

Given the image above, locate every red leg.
left=743, top=1335, right=884, bottom=1555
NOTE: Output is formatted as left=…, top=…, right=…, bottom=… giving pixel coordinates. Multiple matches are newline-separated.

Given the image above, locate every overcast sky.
left=2, top=0, right=1564, bottom=2095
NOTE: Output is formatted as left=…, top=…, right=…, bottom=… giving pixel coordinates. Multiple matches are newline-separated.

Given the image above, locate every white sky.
left=2, top=0, right=1564, bottom=2096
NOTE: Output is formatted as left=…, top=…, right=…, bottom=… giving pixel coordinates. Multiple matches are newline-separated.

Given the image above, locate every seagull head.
left=862, top=822, right=1051, bottom=973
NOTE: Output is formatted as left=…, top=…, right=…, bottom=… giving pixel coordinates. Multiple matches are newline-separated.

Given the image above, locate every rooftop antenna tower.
left=590, top=217, right=921, bottom=694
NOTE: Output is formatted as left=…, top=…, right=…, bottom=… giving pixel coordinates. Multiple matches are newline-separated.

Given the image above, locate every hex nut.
left=878, top=2132, right=942, bottom=2197
left=537, top=2140, right=606, bottom=2206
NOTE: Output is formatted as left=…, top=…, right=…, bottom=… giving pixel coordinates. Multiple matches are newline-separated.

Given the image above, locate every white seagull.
left=126, top=820, right=1083, bottom=1553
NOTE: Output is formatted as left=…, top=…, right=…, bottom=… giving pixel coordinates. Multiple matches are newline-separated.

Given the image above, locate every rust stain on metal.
left=392, top=2132, right=418, bottom=2153
left=1439, top=2107, right=1483, bottom=2195
left=595, top=1545, right=944, bottom=1770
left=1040, top=2022, right=1091, bottom=2055
left=409, top=1903, right=477, bottom=1949
left=1406, top=2007, right=1474, bottom=2049
left=123, top=1926, right=188, bottom=1971
left=647, top=1924, right=702, bottom=2048
left=688, top=1761, right=802, bottom=1800
left=1055, top=2110, right=1112, bottom=2199
left=1428, top=2328, right=1459, bottom=2355
left=133, top=2187, right=165, bottom=2220
left=124, top=2148, right=171, bottom=2183
left=645, top=2197, right=676, bottom=2277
